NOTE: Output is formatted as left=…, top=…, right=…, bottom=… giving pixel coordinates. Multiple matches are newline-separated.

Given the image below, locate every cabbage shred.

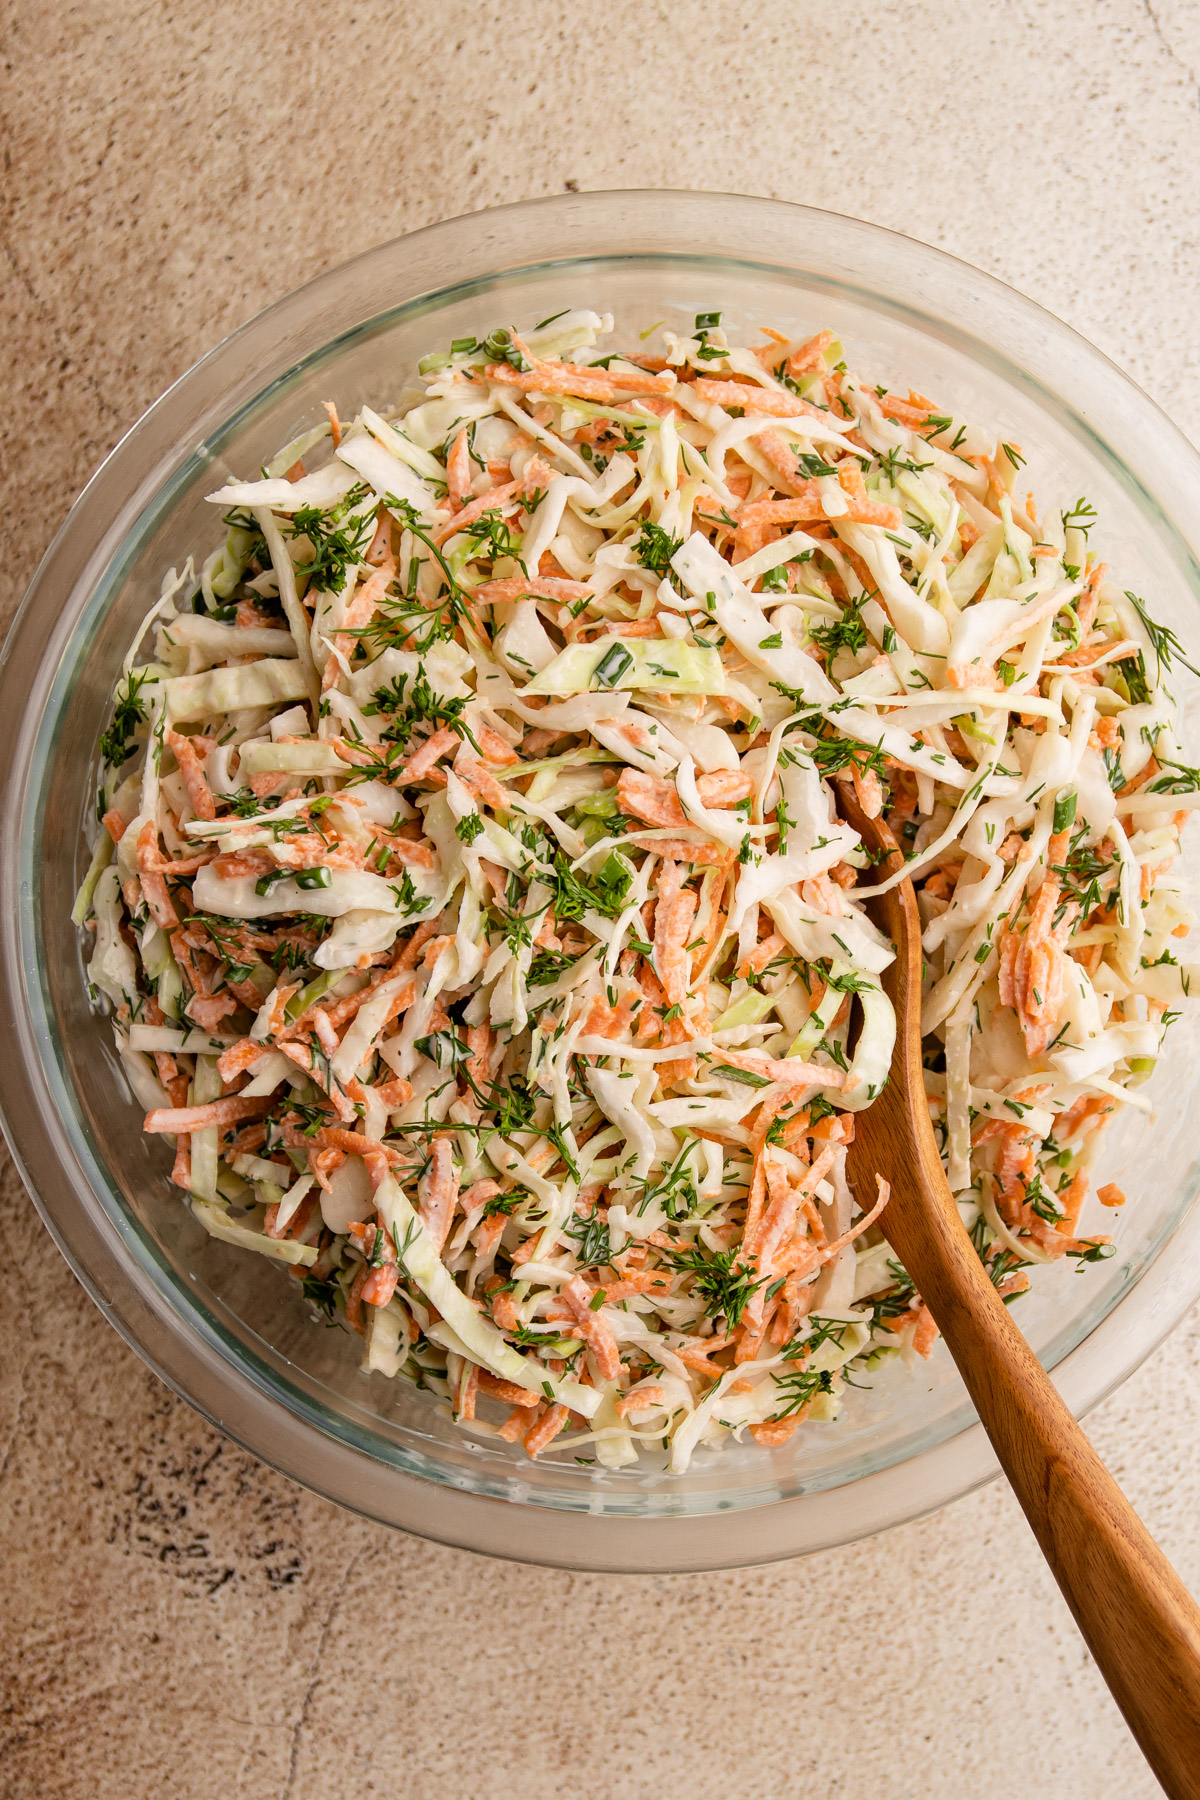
left=79, top=308, right=1195, bottom=1471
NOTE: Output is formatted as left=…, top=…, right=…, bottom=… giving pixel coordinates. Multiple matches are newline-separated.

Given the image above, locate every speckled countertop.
left=4, top=3, right=1200, bottom=1795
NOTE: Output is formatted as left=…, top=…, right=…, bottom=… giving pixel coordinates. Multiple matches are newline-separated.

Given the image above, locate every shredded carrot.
left=143, top=1095, right=270, bottom=1134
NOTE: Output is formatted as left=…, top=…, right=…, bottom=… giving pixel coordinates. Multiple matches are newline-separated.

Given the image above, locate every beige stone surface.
left=4, top=1, right=1200, bottom=1794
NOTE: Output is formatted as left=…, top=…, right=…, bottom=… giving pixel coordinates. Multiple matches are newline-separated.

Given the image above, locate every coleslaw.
left=77, top=307, right=1197, bottom=1470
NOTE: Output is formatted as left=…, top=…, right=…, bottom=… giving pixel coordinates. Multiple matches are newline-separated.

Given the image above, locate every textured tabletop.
left=4, top=3, right=1200, bottom=1795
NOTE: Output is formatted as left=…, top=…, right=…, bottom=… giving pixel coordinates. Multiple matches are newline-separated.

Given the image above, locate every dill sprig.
left=633, top=520, right=683, bottom=580
left=1051, top=829, right=1113, bottom=921
left=354, top=494, right=478, bottom=651
left=662, top=1241, right=764, bottom=1329
left=98, top=668, right=153, bottom=769
left=488, top=1074, right=536, bottom=1135
left=633, top=1141, right=700, bottom=1221
left=183, top=913, right=258, bottom=985
left=564, top=1211, right=612, bottom=1269
left=768, top=1366, right=833, bottom=1420
left=551, top=849, right=632, bottom=924
left=866, top=1260, right=917, bottom=1330
left=1061, top=497, right=1097, bottom=535
left=1147, top=756, right=1200, bottom=795
left=528, top=947, right=577, bottom=987
left=462, top=508, right=526, bottom=565
left=363, top=667, right=481, bottom=755
left=287, top=486, right=373, bottom=591
left=808, top=598, right=867, bottom=659
left=808, top=731, right=889, bottom=783
left=1125, top=591, right=1200, bottom=682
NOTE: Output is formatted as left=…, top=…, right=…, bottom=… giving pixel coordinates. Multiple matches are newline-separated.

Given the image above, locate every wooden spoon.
left=839, top=789, right=1200, bottom=1797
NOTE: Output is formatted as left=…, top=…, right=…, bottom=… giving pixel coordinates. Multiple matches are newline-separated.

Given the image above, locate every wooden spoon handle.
left=843, top=790, right=1200, bottom=1796
left=893, top=1200, right=1200, bottom=1797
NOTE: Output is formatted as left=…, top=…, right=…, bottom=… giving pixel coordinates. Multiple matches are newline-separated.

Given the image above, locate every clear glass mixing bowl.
left=3, top=191, right=1200, bottom=1573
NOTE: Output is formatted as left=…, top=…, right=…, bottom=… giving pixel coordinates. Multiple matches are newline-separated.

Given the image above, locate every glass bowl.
left=4, top=190, right=1200, bottom=1574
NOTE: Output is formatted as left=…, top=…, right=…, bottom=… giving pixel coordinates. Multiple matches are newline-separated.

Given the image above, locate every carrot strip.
left=143, top=1095, right=271, bottom=1134
left=556, top=1275, right=621, bottom=1381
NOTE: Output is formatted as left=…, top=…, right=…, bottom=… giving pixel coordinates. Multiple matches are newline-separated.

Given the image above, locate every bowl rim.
left=5, top=186, right=1200, bottom=1572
